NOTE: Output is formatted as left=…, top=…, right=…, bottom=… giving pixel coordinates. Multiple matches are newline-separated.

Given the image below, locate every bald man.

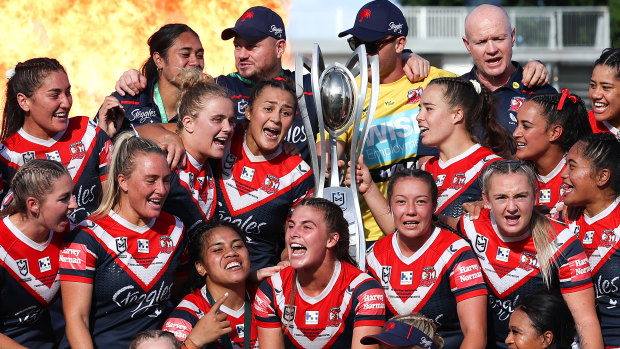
left=461, top=4, right=556, bottom=134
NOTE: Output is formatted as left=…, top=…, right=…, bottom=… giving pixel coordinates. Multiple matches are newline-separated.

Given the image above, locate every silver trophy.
left=296, top=44, right=379, bottom=269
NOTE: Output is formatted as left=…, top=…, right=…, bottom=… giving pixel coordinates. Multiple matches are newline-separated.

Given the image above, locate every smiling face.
left=513, top=101, right=555, bottom=161
left=19, top=70, right=72, bottom=140
left=195, top=226, right=250, bottom=287
left=37, top=174, right=77, bottom=232
left=389, top=177, right=435, bottom=251
left=505, top=309, right=550, bottom=349
left=483, top=172, right=535, bottom=238
left=589, top=64, right=620, bottom=127
left=560, top=142, right=599, bottom=209
left=156, top=31, right=204, bottom=87
left=417, top=84, right=456, bottom=147
left=234, top=36, right=283, bottom=81
left=286, top=205, right=338, bottom=270
left=463, top=6, right=515, bottom=85
left=182, top=96, right=235, bottom=160
left=117, top=152, right=171, bottom=226
left=245, top=85, right=295, bottom=156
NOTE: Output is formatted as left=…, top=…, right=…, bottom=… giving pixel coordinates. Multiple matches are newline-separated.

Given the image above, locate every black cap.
left=338, top=0, right=408, bottom=41
left=221, top=6, right=286, bottom=41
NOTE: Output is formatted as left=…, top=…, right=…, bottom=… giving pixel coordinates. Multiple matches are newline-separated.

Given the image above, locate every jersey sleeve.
left=556, top=231, right=593, bottom=293
left=253, top=278, right=281, bottom=329
left=448, top=247, right=488, bottom=302
left=290, top=161, right=315, bottom=208
left=352, top=277, right=386, bottom=328
left=163, top=172, right=205, bottom=233
left=162, top=298, right=203, bottom=341
left=94, top=127, right=112, bottom=182
left=58, top=226, right=99, bottom=284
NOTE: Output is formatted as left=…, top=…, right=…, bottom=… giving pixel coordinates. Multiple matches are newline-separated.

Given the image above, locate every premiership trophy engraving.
left=295, top=44, right=379, bottom=269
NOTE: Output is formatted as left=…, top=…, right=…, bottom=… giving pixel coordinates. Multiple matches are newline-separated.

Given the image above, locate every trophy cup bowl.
left=320, top=67, right=355, bottom=131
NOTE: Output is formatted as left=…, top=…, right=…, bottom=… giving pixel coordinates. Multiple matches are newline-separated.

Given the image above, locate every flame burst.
left=0, top=0, right=289, bottom=117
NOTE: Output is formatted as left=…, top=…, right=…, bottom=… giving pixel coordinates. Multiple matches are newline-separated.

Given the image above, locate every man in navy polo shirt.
left=461, top=4, right=556, bottom=134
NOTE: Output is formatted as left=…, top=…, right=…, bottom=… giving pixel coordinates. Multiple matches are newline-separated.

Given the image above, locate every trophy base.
left=323, top=187, right=365, bottom=269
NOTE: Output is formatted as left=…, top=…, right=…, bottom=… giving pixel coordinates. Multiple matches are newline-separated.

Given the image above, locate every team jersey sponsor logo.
left=137, top=239, right=149, bottom=253
left=601, top=229, right=617, bottom=248
left=407, top=86, right=423, bottom=105
left=116, top=237, right=128, bottom=253
left=162, top=318, right=191, bottom=340
left=129, top=109, right=156, bottom=124
left=261, top=175, right=280, bottom=194
left=15, top=305, right=44, bottom=326
left=475, top=234, right=488, bottom=253
left=70, top=141, right=86, bottom=159
left=160, top=236, right=174, bottom=254
left=518, top=252, right=538, bottom=271
left=568, top=252, right=591, bottom=282
left=59, top=243, right=87, bottom=270
left=359, top=8, right=371, bottom=22
left=449, top=173, right=466, bottom=190
left=305, top=310, right=319, bottom=325
left=240, top=166, right=255, bottom=181
left=16, top=258, right=28, bottom=276
left=45, top=150, right=61, bottom=162
left=583, top=230, right=594, bottom=244
left=400, top=271, right=413, bottom=285
left=381, top=266, right=391, bottom=285
left=538, top=189, right=551, bottom=204
left=496, top=247, right=510, bottom=262
left=453, top=259, right=484, bottom=289
left=112, top=281, right=172, bottom=318
left=420, top=266, right=437, bottom=287
left=38, top=256, right=52, bottom=273
left=22, top=151, right=35, bottom=163
left=435, top=174, right=446, bottom=187
left=359, top=290, right=385, bottom=313
left=327, top=307, right=341, bottom=327
left=509, top=97, right=525, bottom=112
left=236, top=324, right=245, bottom=338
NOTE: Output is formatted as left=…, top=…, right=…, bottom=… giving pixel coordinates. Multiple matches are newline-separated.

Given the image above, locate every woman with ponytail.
left=0, top=57, right=113, bottom=224
left=562, top=133, right=620, bottom=348
left=512, top=89, right=592, bottom=220
left=254, top=198, right=385, bottom=349
left=416, top=77, right=510, bottom=218
left=459, top=160, right=602, bottom=349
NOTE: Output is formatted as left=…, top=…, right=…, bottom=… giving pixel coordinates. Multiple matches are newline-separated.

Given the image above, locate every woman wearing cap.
left=361, top=314, right=444, bottom=349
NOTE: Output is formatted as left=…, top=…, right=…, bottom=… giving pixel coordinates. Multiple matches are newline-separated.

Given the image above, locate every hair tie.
left=274, top=76, right=286, bottom=82
left=469, top=80, right=481, bottom=94
left=5, top=67, right=15, bottom=80
left=557, top=88, right=577, bottom=111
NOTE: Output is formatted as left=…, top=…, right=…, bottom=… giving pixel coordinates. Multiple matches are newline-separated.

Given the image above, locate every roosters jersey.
left=215, top=70, right=319, bottom=165
left=568, top=196, right=620, bottom=348
left=589, top=110, right=619, bottom=137
left=460, top=209, right=592, bottom=348
left=165, top=152, right=216, bottom=233
left=213, top=124, right=314, bottom=270
left=163, top=286, right=257, bottom=349
left=58, top=211, right=185, bottom=348
left=421, top=144, right=500, bottom=218
left=0, top=116, right=112, bottom=223
left=536, top=158, right=567, bottom=221
left=366, top=228, right=486, bottom=348
left=337, top=68, right=457, bottom=241
left=254, top=262, right=385, bottom=349
left=0, top=217, right=65, bottom=348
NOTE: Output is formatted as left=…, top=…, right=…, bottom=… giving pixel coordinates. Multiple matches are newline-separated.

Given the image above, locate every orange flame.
left=0, top=0, right=289, bottom=117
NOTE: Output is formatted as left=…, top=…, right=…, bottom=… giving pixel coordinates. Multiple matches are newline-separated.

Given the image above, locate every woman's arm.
left=135, top=122, right=186, bottom=169
left=457, top=295, right=487, bottom=349
left=61, top=281, right=94, bottom=349
left=351, top=326, right=382, bottom=349
left=257, top=327, right=285, bottom=349
left=562, top=287, right=603, bottom=349
left=0, top=334, right=27, bottom=349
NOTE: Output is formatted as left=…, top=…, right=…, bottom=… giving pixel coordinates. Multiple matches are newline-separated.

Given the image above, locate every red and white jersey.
left=589, top=110, right=620, bottom=136
left=568, top=196, right=620, bottom=348
left=254, top=262, right=385, bottom=349
left=163, top=286, right=258, bottom=349
left=0, top=116, right=112, bottom=223
left=366, top=227, right=486, bottom=346
left=0, top=217, right=66, bottom=347
left=421, top=144, right=500, bottom=218
left=460, top=209, right=592, bottom=347
left=536, top=158, right=567, bottom=221
left=58, top=211, right=185, bottom=348
left=214, top=124, right=314, bottom=270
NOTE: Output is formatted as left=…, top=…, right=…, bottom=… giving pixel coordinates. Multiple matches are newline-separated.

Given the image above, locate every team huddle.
left=0, top=0, right=619, bottom=348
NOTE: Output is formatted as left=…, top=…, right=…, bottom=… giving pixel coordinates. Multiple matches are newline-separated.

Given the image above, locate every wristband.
left=182, top=337, right=200, bottom=349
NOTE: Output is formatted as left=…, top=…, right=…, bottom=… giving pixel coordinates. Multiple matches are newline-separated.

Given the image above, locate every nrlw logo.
left=116, top=237, right=127, bottom=253
left=16, top=259, right=29, bottom=277
left=381, top=266, right=392, bottom=285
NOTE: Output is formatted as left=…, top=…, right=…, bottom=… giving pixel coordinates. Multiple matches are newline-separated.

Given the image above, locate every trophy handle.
left=356, top=54, right=380, bottom=161
left=311, top=44, right=327, bottom=197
